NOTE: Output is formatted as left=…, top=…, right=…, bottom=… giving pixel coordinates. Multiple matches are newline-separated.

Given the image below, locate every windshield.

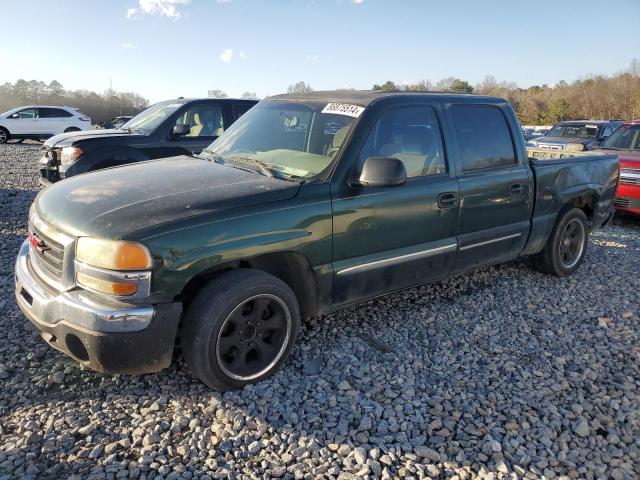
left=600, top=124, right=640, bottom=150
left=121, top=102, right=184, bottom=134
left=546, top=123, right=600, bottom=139
left=204, top=101, right=359, bottom=179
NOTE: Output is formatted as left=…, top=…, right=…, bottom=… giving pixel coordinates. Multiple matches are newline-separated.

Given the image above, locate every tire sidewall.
left=183, top=271, right=300, bottom=390
left=0, top=128, right=9, bottom=144
left=550, top=209, right=589, bottom=276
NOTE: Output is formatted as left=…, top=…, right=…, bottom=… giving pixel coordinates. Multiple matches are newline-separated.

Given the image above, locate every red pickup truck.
left=599, top=119, right=640, bottom=215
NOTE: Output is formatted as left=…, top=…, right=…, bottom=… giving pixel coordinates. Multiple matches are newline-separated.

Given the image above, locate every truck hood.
left=44, top=129, right=143, bottom=148
left=34, top=156, right=301, bottom=239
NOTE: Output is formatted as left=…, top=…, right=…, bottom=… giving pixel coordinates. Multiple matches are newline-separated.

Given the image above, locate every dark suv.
left=38, top=98, right=257, bottom=184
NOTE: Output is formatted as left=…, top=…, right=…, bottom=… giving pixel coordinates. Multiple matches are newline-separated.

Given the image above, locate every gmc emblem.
left=28, top=232, right=49, bottom=254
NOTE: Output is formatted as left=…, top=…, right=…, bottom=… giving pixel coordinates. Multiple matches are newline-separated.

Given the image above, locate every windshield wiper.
left=227, top=156, right=294, bottom=180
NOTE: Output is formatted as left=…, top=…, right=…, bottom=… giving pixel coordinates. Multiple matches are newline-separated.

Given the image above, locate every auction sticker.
left=322, top=103, right=365, bottom=118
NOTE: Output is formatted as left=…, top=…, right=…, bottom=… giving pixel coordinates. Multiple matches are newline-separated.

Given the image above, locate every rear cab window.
left=451, top=105, right=516, bottom=171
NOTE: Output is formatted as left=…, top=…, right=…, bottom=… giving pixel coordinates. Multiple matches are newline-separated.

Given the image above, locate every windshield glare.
left=546, top=124, right=600, bottom=139
left=121, top=102, right=184, bottom=133
left=206, top=101, right=357, bottom=178
left=601, top=124, right=640, bottom=150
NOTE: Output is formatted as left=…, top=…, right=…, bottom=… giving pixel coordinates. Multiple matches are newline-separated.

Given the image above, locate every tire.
left=0, top=127, right=9, bottom=144
left=181, top=269, right=300, bottom=391
left=64, top=127, right=80, bottom=133
left=532, top=208, right=589, bottom=277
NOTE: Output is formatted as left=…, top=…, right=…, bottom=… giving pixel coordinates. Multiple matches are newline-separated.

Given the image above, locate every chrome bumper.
left=15, top=240, right=154, bottom=333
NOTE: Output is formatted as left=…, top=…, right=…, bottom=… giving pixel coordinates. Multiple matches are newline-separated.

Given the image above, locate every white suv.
left=0, top=106, right=92, bottom=143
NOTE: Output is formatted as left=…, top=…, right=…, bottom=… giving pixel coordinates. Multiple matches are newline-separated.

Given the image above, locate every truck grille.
left=28, top=214, right=75, bottom=291
left=613, top=197, right=630, bottom=208
left=620, top=168, right=640, bottom=186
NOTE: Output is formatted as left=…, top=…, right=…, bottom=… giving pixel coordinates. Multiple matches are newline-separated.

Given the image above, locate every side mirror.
left=351, top=156, right=407, bottom=188
left=10, top=113, right=19, bottom=119
left=172, top=124, right=190, bottom=137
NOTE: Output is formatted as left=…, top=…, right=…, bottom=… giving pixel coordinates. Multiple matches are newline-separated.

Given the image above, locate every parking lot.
left=0, top=143, right=638, bottom=479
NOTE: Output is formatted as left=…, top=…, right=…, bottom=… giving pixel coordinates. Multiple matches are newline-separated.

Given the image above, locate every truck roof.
left=268, top=90, right=506, bottom=107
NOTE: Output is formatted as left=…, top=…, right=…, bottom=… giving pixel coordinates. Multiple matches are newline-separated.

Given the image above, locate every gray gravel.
left=1, top=143, right=639, bottom=479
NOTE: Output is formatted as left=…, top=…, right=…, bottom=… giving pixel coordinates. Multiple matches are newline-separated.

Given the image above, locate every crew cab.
left=528, top=119, right=622, bottom=151
left=597, top=119, right=640, bottom=214
left=38, top=98, right=257, bottom=184
left=15, top=91, right=618, bottom=391
left=0, top=106, right=91, bottom=143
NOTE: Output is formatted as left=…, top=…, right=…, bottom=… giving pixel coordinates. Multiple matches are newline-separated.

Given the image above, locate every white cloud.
left=352, top=0, right=364, bottom=3
left=122, top=43, right=135, bottom=49
left=219, top=48, right=234, bottom=62
left=128, top=0, right=190, bottom=20
left=239, top=51, right=247, bottom=59
left=217, top=0, right=231, bottom=3
left=306, top=55, right=319, bottom=61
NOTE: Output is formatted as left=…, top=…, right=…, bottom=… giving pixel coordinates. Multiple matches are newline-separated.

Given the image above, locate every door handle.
left=437, top=191, right=458, bottom=209
left=509, top=183, right=525, bottom=195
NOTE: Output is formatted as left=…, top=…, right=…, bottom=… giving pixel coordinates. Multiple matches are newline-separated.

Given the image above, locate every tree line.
left=0, top=80, right=149, bottom=124
left=372, top=60, right=640, bottom=125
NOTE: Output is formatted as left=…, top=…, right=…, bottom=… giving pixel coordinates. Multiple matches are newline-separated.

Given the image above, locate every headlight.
left=75, top=238, right=153, bottom=297
left=566, top=143, right=585, bottom=152
left=76, top=237, right=152, bottom=270
left=60, top=146, right=83, bottom=165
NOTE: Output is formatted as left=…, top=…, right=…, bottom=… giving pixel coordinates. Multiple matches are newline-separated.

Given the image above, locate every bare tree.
left=208, top=89, right=228, bottom=99
left=241, top=91, right=257, bottom=99
left=287, top=82, right=313, bottom=94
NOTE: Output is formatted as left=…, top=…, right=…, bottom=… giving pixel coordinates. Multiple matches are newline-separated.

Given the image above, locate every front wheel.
left=181, top=269, right=300, bottom=391
left=532, top=208, right=589, bottom=277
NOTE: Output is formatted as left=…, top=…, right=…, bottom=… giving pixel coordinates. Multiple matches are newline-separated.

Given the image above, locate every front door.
left=331, top=104, right=460, bottom=305
left=7, top=108, right=40, bottom=135
left=165, top=103, right=225, bottom=156
left=446, top=104, right=533, bottom=272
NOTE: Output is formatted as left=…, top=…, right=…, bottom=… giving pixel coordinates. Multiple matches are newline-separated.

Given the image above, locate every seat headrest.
left=192, top=113, right=203, bottom=126
left=333, top=127, right=350, bottom=148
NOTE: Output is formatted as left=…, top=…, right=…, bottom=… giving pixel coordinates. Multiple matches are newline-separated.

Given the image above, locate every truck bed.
left=522, top=153, right=619, bottom=255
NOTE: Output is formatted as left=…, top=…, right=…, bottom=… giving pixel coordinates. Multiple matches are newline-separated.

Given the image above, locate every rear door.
left=38, top=108, right=73, bottom=135
left=445, top=103, right=533, bottom=272
left=331, top=102, right=460, bottom=304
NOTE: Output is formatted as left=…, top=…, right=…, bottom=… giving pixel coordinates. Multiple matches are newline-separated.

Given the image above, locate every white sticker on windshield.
left=322, top=103, right=365, bottom=118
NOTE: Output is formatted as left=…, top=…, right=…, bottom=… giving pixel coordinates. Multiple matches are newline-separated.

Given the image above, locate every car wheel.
left=532, top=208, right=589, bottom=277
left=0, top=128, right=9, bottom=144
left=181, top=269, right=300, bottom=391
left=64, top=127, right=80, bottom=133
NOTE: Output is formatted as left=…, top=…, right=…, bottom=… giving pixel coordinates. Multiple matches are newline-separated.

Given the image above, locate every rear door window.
left=232, top=104, right=254, bottom=120
left=451, top=105, right=516, bottom=171
left=39, top=108, right=72, bottom=118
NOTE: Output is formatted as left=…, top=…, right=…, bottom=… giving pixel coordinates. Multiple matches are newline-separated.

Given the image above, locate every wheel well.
left=566, top=193, right=595, bottom=222
left=64, top=127, right=80, bottom=132
left=177, top=252, right=319, bottom=319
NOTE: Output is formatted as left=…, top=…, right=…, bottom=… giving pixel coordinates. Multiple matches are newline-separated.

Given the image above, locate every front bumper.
left=15, top=240, right=182, bottom=374
left=38, top=155, right=59, bottom=185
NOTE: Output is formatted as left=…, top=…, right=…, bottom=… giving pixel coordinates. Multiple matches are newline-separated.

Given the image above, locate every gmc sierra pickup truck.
left=15, top=91, right=618, bottom=391
left=38, top=98, right=257, bottom=184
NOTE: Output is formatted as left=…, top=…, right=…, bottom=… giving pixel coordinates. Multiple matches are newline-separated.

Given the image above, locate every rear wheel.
left=532, top=208, right=589, bottom=277
left=0, top=128, right=9, bottom=144
left=181, top=269, right=300, bottom=391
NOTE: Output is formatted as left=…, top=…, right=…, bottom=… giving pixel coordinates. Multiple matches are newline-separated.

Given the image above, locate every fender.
left=62, top=145, right=151, bottom=178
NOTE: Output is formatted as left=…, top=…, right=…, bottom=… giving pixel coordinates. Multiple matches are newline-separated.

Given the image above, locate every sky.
left=1, top=0, right=639, bottom=103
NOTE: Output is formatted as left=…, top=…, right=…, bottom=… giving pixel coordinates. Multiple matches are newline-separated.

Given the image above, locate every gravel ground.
left=0, top=143, right=639, bottom=480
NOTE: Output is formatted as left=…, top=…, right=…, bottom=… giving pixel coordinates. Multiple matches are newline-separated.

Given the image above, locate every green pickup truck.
left=15, top=91, right=618, bottom=390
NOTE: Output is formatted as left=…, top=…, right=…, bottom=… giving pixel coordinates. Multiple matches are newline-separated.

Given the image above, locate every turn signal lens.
left=76, top=272, right=138, bottom=296
left=76, top=237, right=153, bottom=270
